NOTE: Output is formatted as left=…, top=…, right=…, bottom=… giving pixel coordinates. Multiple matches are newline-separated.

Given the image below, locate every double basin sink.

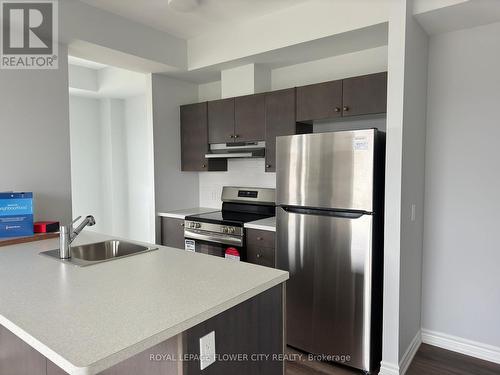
left=41, top=240, right=158, bottom=267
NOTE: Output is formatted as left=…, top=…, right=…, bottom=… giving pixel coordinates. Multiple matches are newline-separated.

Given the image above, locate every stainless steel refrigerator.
left=276, top=129, right=384, bottom=373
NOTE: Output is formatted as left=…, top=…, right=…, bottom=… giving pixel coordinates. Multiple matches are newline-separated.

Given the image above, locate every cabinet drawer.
left=246, top=245, right=275, bottom=268
left=246, top=228, right=275, bottom=248
left=161, top=217, right=185, bottom=249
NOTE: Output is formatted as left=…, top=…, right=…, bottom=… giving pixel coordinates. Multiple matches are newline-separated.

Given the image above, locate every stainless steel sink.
left=40, top=240, right=158, bottom=267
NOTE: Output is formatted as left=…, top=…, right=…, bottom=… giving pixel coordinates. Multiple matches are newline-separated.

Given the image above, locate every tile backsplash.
left=199, top=158, right=276, bottom=208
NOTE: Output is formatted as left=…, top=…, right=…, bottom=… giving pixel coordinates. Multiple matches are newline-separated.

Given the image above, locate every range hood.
left=205, top=141, right=265, bottom=159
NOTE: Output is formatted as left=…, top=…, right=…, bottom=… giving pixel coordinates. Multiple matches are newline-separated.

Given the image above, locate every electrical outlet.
left=199, top=331, right=216, bottom=370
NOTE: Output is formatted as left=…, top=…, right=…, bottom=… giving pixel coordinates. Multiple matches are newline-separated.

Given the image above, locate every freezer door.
left=276, top=130, right=375, bottom=211
left=276, top=206, right=373, bottom=372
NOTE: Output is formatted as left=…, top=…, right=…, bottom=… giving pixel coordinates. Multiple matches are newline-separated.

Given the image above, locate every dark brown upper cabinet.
left=208, top=94, right=266, bottom=144
left=180, top=102, right=227, bottom=172
left=208, top=98, right=235, bottom=144
left=181, top=72, right=387, bottom=173
left=296, top=72, right=387, bottom=122
left=296, top=80, right=343, bottom=122
left=265, top=88, right=312, bottom=172
left=342, top=72, right=388, bottom=117
left=235, top=93, right=266, bottom=142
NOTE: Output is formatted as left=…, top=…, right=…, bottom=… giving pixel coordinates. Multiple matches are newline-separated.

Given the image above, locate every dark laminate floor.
left=285, top=344, right=500, bottom=375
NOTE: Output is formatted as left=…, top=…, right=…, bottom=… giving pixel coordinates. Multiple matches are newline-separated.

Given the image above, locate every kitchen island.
left=0, top=232, right=288, bottom=375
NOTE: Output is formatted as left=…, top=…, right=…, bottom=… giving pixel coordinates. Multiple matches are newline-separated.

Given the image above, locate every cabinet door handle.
left=334, top=107, right=340, bottom=112
left=230, top=134, right=234, bottom=138
left=343, top=106, right=349, bottom=112
left=257, top=237, right=263, bottom=241
left=256, top=253, right=262, bottom=259
left=234, top=134, right=240, bottom=139
left=202, top=164, right=206, bottom=168
left=181, top=223, right=185, bottom=227
left=266, top=164, right=271, bottom=168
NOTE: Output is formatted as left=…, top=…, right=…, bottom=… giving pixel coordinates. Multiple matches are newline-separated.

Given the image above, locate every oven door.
left=184, top=229, right=244, bottom=259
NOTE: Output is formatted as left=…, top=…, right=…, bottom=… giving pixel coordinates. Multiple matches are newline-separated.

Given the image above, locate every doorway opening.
left=67, top=56, right=155, bottom=243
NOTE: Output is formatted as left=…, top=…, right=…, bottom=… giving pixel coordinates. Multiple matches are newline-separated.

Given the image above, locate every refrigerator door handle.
left=280, top=205, right=370, bottom=219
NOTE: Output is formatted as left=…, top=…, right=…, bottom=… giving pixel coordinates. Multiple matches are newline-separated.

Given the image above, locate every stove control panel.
left=221, top=227, right=236, bottom=234
left=184, top=221, right=243, bottom=236
left=186, top=221, right=201, bottom=229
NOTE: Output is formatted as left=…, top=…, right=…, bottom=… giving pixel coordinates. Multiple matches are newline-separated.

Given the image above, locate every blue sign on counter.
left=0, top=192, right=34, bottom=238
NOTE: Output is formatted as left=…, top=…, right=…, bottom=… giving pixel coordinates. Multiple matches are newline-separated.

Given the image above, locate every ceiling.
left=415, top=0, right=500, bottom=35
left=79, top=0, right=309, bottom=39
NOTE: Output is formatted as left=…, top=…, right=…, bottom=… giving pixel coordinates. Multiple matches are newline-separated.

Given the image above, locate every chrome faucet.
left=59, top=215, right=96, bottom=259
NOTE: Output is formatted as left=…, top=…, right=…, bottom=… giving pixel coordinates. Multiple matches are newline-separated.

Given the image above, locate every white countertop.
left=244, top=216, right=276, bottom=232
left=158, top=207, right=218, bottom=219
left=0, top=232, right=288, bottom=375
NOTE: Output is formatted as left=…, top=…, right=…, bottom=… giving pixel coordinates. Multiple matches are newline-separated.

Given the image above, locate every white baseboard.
left=379, top=331, right=421, bottom=375
left=399, top=330, right=422, bottom=374
left=379, top=361, right=399, bottom=375
left=421, top=329, right=500, bottom=365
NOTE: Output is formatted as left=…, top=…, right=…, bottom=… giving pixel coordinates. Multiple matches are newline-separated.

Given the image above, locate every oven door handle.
left=184, top=229, right=243, bottom=247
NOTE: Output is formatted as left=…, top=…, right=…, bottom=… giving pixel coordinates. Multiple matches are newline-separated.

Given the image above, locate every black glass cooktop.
left=186, top=210, right=273, bottom=227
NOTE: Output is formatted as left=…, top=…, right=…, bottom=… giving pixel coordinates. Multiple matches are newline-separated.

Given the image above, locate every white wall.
left=70, top=91, right=154, bottom=242
left=0, top=0, right=186, bottom=225
left=271, top=45, right=388, bottom=90
left=198, top=81, right=221, bottom=102
left=423, top=21, right=500, bottom=350
left=398, top=6, right=428, bottom=360
left=69, top=96, right=103, bottom=232
left=381, top=2, right=407, bottom=370
left=100, top=98, right=129, bottom=237
left=221, top=64, right=258, bottom=98
left=381, top=1, right=429, bottom=373
left=187, top=0, right=390, bottom=69
left=150, top=74, right=200, bottom=226
left=125, top=96, right=155, bottom=242
left=199, top=159, right=277, bottom=208
left=68, top=64, right=98, bottom=92
left=0, top=46, right=72, bottom=223
left=221, top=64, right=270, bottom=98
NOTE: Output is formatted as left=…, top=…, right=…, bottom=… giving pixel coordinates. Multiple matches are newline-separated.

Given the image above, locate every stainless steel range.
left=184, top=187, right=275, bottom=259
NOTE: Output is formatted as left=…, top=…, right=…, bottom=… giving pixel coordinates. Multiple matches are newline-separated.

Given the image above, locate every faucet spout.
left=59, top=215, right=96, bottom=259
left=70, top=215, right=96, bottom=243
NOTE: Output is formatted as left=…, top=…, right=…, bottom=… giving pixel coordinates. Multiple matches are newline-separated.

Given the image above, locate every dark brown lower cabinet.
left=246, top=246, right=275, bottom=268
left=0, top=325, right=46, bottom=375
left=161, top=216, right=186, bottom=249
left=1, top=285, right=284, bottom=375
left=47, top=361, right=67, bottom=375
left=246, top=229, right=276, bottom=268
left=183, top=285, right=283, bottom=375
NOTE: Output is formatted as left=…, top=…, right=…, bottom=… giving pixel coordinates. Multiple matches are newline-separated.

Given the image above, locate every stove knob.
left=195, top=223, right=202, bottom=229
left=228, top=227, right=235, bottom=234
left=222, top=227, right=228, bottom=234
